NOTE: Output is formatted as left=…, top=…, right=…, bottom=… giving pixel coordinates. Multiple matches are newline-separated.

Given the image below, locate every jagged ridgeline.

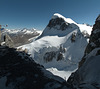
left=67, top=15, right=100, bottom=89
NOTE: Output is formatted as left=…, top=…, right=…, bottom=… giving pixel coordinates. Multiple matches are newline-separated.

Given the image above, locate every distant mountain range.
left=1, top=28, right=42, bottom=47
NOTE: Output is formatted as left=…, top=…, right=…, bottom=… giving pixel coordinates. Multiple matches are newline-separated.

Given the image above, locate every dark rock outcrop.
left=71, top=32, right=76, bottom=42
left=67, top=15, right=100, bottom=89
left=48, top=18, right=70, bottom=31
left=79, top=14, right=100, bottom=67
left=43, top=45, right=65, bottom=63
left=0, top=46, right=68, bottom=89
left=44, top=51, right=56, bottom=62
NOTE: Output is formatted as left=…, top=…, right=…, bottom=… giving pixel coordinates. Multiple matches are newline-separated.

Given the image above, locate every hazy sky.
left=0, top=0, right=100, bottom=30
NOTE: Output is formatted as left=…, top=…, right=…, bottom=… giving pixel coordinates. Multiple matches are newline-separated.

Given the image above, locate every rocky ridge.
left=0, top=46, right=68, bottom=89
left=67, top=15, right=100, bottom=89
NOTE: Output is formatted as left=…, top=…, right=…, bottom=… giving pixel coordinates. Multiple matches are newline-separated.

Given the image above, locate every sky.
left=0, top=0, right=100, bottom=30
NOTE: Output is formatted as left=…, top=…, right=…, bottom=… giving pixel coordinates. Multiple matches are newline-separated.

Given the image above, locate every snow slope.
left=47, top=68, right=77, bottom=81
left=19, top=13, right=92, bottom=80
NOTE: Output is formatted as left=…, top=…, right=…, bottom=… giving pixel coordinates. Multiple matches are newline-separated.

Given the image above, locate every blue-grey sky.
left=0, top=0, right=100, bottom=30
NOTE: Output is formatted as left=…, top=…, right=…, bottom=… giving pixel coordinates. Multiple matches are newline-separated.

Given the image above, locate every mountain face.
left=67, top=15, right=100, bottom=89
left=0, top=46, right=69, bottom=89
left=79, top=14, right=100, bottom=68
left=39, top=13, right=79, bottom=37
left=20, top=13, right=92, bottom=73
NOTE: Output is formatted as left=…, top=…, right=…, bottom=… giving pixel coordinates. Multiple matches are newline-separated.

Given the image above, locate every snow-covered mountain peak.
left=38, top=13, right=80, bottom=38
left=19, top=13, right=92, bottom=81
left=52, top=13, right=76, bottom=23
left=20, top=14, right=92, bottom=71
left=52, top=13, right=64, bottom=19
left=52, top=13, right=76, bottom=24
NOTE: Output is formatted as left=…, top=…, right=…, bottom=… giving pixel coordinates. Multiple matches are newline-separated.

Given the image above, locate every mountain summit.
left=51, top=13, right=76, bottom=24
left=39, top=13, right=79, bottom=37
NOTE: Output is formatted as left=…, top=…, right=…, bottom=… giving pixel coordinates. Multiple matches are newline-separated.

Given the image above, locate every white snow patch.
left=47, top=67, right=76, bottom=81
left=52, top=13, right=76, bottom=24
left=78, top=24, right=92, bottom=35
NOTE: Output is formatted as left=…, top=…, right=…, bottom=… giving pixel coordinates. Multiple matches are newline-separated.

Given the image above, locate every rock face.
left=43, top=45, right=65, bottom=62
left=79, top=14, right=100, bottom=67
left=67, top=15, right=100, bottom=89
left=47, top=17, right=69, bottom=31
left=0, top=46, right=69, bottom=89
left=85, top=15, right=100, bottom=53
left=4, top=34, right=14, bottom=48
left=0, top=33, right=14, bottom=48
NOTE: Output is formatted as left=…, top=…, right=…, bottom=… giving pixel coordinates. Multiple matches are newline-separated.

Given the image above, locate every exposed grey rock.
left=44, top=51, right=56, bottom=62
left=43, top=45, right=66, bottom=63
left=1, top=29, right=40, bottom=47
left=71, top=32, right=76, bottom=42
left=79, top=14, right=100, bottom=67
left=48, top=18, right=70, bottom=31
left=4, top=34, right=14, bottom=48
